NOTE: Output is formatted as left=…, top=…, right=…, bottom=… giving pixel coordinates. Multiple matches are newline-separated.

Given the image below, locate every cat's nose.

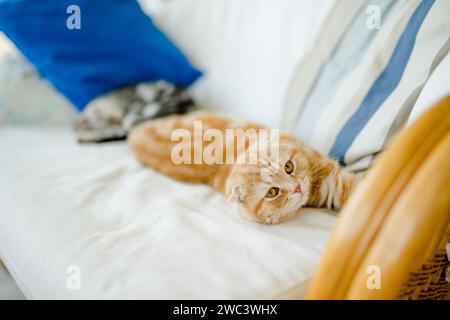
left=294, top=184, right=302, bottom=193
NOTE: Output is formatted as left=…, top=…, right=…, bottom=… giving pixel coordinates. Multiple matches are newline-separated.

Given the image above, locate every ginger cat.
left=128, top=112, right=358, bottom=224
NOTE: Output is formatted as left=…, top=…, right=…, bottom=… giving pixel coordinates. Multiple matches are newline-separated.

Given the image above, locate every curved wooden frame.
left=306, top=95, right=450, bottom=300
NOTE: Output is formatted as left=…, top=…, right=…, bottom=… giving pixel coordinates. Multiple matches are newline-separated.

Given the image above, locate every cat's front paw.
left=259, top=211, right=296, bottom=225
left=262, top=215, right=281, bottom=225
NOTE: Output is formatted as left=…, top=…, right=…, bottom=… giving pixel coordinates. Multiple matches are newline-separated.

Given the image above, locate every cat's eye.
left=265, top=187, right=280, bottom=199
left=284, top=160, right=294, bottom=174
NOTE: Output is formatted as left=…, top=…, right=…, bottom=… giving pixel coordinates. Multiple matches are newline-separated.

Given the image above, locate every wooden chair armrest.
left=306, top=95, right=450, bottom=300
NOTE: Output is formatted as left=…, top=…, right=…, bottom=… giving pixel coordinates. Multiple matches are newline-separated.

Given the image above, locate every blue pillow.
left=0, top=0, right=202, bottom=111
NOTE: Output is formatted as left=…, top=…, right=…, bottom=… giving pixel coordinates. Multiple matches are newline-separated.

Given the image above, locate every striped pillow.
left=282, top=0, right=450, bottom=172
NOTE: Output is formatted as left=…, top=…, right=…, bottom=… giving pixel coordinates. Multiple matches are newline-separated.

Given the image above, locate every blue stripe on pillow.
left=329, top=0, right=435, bottom=164
left=295, top=0, right=396, bottom=142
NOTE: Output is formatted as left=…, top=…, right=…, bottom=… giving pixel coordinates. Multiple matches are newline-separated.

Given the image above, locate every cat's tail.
left=128, top=115, right=220, bottom=184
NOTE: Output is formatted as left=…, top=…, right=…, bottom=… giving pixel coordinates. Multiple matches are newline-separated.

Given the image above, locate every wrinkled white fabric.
left=0, top=127, right=336, bottom=299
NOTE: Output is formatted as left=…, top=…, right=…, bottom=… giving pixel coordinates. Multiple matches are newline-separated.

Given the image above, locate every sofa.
left=0, top=0, right=449, bottom=299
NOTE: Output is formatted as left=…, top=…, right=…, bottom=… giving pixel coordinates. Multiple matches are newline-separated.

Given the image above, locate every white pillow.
left=282, top=0, right=450, bottom=172
left=408, top=50, right=450, bottom=125
left=0, top=34, right=76, bottom=126
left=139, top=0, right=335, bottom=128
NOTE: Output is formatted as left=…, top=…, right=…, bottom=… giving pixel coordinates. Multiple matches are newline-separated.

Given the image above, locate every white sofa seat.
left=0, top=127, right=336, bottom=299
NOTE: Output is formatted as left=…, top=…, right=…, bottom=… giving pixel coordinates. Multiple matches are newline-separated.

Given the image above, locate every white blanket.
left=0, top=127, right=336, bottom=299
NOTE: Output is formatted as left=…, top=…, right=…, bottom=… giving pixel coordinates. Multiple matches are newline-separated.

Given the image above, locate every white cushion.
left=139, top=0, right=335, bottom=128
left=0, top=127, right=336, bottom=299
left=408, top=50, right=450, bottom=125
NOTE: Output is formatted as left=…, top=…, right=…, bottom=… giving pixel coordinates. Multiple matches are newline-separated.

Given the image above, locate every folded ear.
left=228, top=185, right=243, bottom=203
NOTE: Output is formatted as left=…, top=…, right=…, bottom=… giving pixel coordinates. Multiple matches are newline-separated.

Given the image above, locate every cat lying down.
left=128, top=111, right=358, bottom=224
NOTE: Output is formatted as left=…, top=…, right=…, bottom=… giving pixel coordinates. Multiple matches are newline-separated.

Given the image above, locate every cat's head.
left=225, top=134, right=315, bottom=224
